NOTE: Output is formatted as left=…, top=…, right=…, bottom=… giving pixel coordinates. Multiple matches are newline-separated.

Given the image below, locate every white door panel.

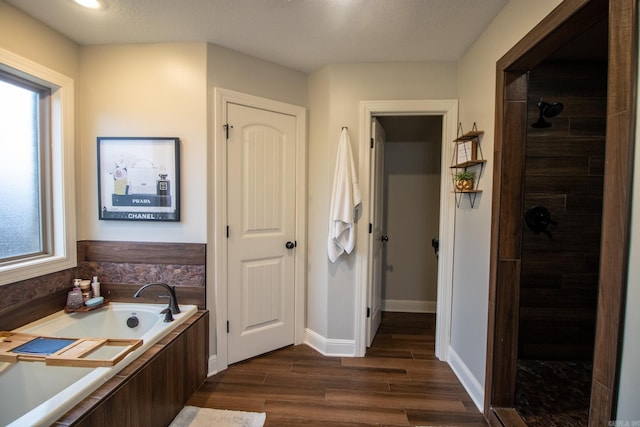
left=366, top=117, right=385, bottom=346
left=227, top=102, right=296, bottom=364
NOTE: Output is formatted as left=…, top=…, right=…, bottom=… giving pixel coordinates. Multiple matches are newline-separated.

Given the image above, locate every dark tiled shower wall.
left=519, top=60, right=607, bottom=360
left=0, top=240, right=206, bottom=331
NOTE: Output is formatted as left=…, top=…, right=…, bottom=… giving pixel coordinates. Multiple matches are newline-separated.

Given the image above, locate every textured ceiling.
left=7, top=0, right=507, bottom=73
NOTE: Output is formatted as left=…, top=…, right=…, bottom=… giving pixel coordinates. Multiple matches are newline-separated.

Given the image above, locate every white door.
left=226, top=102, right=297, bottom=364
left=366, top=118, right=386, bottom=346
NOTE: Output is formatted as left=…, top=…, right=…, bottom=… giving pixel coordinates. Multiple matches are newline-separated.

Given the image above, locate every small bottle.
left=79, top=280, right=92, bottom=303
left=91, top=276, right=101, bottom=297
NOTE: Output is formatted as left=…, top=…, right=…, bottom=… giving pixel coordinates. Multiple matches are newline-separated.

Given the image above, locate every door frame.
left=486, top=0, right=637, bottom=424
left=212, top=87, right=307, bottom=372
left=354, top=99, right=459, bottom=359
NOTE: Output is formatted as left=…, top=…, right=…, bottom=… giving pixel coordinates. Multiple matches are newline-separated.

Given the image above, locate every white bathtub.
left=0, top=302, right=197, bottom=427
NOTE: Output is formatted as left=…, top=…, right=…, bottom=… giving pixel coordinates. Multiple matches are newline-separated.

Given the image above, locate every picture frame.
left=456, top=139, right=477, bottom=164
left=97, top=137, right=180, bottom=221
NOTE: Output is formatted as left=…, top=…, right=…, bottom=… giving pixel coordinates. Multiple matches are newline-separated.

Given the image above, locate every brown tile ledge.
left=53, top=310, right=209, bottom=426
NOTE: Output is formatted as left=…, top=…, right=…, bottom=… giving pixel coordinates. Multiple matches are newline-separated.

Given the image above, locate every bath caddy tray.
left=64, top=298, right=109, bottom=313
left=0, top=331, right=142, bottom=367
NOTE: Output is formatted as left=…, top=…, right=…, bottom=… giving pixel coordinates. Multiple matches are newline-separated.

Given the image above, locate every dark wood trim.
left=501, top=0, right=607, bottom=72
left=487, top=0, right=636, bottom=424
left=493, top=407, right=528, bottom=427
left=77, top=240, right=206, bottom=265
left=591, top=0, right=638, bottom=423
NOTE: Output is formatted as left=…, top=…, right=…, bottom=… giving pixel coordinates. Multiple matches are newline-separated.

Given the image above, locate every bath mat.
left=169, top=406, right=266, bottom=427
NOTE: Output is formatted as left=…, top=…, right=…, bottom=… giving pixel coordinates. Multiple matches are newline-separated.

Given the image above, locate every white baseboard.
left=447, top=346, right=484, bottom=411
left=207, top=330, right=357, bottom=375
left=304, top=328, right=356, bottom=357
left=382, top=299, right=437, bottom=313
left=207, top=355, right=218, bottom=376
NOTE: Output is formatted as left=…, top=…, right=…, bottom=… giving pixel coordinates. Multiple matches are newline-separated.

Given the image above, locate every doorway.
left=374, top=115, right=442, bottom=315
left=514, top=32, right=607, bottom=425
left=354, top=99, right=458, bottom=360
left=487, top=1, right=636, bottom=426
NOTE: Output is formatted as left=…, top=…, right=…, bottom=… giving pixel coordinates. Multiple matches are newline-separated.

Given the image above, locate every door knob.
left=380, top=235, right=389, bottom=242
left=285, top=241, right=296, bottom=249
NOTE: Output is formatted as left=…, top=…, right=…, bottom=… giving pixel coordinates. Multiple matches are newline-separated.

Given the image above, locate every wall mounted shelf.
left=451, top=123, right=486, bottom=208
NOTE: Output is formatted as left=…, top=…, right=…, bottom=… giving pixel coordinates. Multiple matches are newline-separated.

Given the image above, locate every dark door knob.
left=381, top=235, right=389, bottom=242
left=285, top=241, right=295, bottom=249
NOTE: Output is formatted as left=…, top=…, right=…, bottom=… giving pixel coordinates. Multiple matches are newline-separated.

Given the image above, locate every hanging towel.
left=328, top=128, right=361, bottom=262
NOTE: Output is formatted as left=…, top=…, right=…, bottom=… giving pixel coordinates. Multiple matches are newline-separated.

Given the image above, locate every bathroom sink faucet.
left=133, top=283, right=181, bottom=315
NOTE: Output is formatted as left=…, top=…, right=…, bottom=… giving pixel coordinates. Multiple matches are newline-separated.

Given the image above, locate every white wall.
left=78, top=43, right=308, bottom=245
left=207, top=44, right=307, bottom=108
left=453, top=0, right=563, bottom=394
left=0, top=1, right=79, bottom=80
left=78, top=43, right=209, bottom=242
left=616, top=36, right=640, bottom=419
left=383, top=140, right=441, bottom=307
left=307, top=62, right=457, bottom=341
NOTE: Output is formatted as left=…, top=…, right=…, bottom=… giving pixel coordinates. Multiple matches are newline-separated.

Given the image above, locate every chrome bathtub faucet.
left=133, top=283, right=181, bottom=315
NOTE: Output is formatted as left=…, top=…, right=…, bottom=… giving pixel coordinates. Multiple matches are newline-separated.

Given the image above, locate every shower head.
left=542, top=101, right=564, bottom=117
left=531, top=99, right=564, bottom=128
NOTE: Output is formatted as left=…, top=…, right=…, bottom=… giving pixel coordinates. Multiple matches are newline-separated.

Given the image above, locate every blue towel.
left=12, top=337, right=75, bottom=355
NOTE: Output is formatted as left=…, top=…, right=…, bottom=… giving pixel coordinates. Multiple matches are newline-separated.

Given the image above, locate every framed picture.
left=456, top=140, right=477, bottom=164
left=97, top=137, right=180, bottom=221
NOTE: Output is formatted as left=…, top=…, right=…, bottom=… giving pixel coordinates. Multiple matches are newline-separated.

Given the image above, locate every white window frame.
left=0, top=48, right=76, bottom=286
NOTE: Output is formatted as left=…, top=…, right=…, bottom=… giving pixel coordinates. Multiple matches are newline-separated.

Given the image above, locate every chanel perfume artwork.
left=97, top=137, right=180, bottom=221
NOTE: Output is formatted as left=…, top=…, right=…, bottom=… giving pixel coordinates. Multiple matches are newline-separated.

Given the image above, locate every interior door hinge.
left=226, top=321, right=230, bottom=333
left=370, top=138, right=374, bottom=149
left=369, top=223, right=372, bottom=234
left=367, top=307, right=371, bottom=318
left=226, top=226, right=229, bottom=238
left=223, top=123, right=234, bottom=139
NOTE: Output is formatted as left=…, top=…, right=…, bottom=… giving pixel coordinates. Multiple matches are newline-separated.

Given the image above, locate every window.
left=0, top=72, right=51, bottom=263
left=0, top=48, right=76, bottom=286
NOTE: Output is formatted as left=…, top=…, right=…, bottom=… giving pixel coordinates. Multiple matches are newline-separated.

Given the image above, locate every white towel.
left=328, top=128, right=361, bottom=262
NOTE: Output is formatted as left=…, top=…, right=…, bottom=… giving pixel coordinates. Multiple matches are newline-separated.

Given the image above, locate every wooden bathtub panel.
left=54, top=310, right=208, bottom=427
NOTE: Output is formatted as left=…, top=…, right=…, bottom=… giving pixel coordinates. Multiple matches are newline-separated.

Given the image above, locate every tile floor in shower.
left=516, top=359, right=592, bottom=427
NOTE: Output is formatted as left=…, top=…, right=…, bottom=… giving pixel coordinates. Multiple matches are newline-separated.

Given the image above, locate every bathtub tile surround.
left=0, top=269, right=76, bottom=331
left=0, top=240, right=206, bottom=332
left=0, top=268, right=75, bottom=312
left=76, top=241, right=206, bottom=288
left=76, top=240, right=206, bottom=309
left=76, top=262, right=205, bottom=288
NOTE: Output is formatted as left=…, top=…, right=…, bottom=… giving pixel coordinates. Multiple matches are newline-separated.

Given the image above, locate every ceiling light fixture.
left=73, top=0, right=105, bottom=9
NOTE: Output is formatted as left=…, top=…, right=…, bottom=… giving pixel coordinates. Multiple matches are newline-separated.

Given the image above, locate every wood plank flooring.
left=188, top=312, right=488, bottom=426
